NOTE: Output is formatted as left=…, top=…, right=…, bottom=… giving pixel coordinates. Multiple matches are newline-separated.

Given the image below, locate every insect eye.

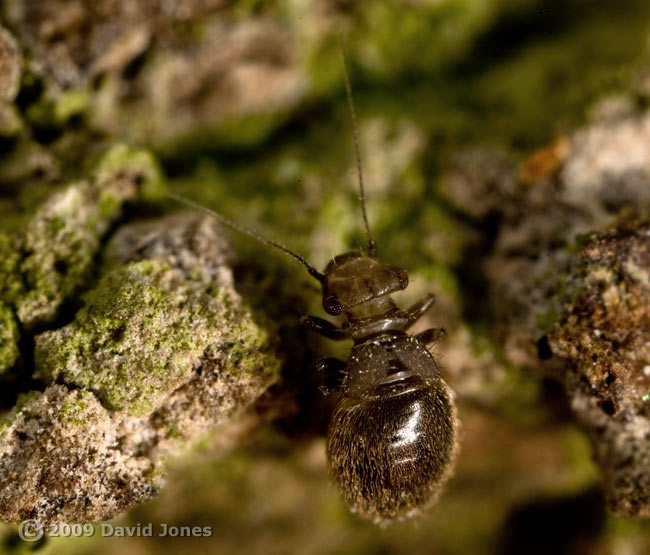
left=323, top=295, right=343, bottom=315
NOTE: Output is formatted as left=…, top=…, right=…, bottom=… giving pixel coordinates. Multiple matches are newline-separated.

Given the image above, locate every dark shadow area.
left=454, top=210, right=502, bottom=325
left=499, top=487, right=606, bottom=555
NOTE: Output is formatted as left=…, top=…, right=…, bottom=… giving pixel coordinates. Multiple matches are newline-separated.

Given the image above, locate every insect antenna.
left=340, top=46, right=378, bottom=258
left=165, top=191, right=325, bottom=282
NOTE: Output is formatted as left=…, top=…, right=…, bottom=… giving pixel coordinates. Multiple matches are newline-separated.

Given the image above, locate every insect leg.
left=415, top=327, right=446, bottom=346
left=405, top=294, right=436, bottom=326
left=300, top=315, right=348, bottom=340
left=313, top=357, right=346, bottom=395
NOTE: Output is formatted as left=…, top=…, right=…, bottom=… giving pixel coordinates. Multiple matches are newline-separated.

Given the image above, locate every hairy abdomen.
left=326, top=375, right=458, bottom=524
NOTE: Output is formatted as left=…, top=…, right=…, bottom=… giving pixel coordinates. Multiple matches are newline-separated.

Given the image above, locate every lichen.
left=32, top=211, right=280, bottom=424
left=548, top=222, right=650, bottom=517
left=439, top=103, right=650, bottom=521
left=35, top=260, right=207, bottom=415
left=0, top=144, right=164, bottom=331
left=93, top=143, right=165, bottom=203
left=0, top=385, right=162, bottom=525
left=1, top=212, right=282, bottom=525
left=0, top=301, right=19, bottom=374
left=5, top=0, right=650, bottom=547
left=58, top=389, right=94, bottom=425
left=0, top=390, right=40, bottom=439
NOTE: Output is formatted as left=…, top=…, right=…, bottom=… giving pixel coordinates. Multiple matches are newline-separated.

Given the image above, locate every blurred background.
left=3, top=0, right=650, bottom=553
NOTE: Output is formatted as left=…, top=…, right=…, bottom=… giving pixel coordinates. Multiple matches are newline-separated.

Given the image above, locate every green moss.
left=205, top=292, right=281, bottom=387
left=469, top=15, right=643, bottom=148
left=357, top=0, right=500, bottom=77
left=419, top=264, right=461, bottom=301
left=0, top=145, right=166, bottom=330
left=55, top=89, right=91, bottom=122
left=34, top=259, right=278, bottom=417
left=13, top=390, right=40, bottom=412
left=0, top=103, right=23, bottom=136
left=604, top=516, right=650, bottom=544
left=59, top=390, right=94, bottom=425
left=224, top=309, right=277, bottom=379
left=26, top=88, right=90, bottom=128
left=4, top=0, right=650, bottom=548
left=559, top=427, right=600, bottom=490
left=0, top=390, right=41, bottom=438
left=156, top=111, right=288, bottom=163
left=0, top=231, right=21, bottom=305
left=94, top=144, right=166, bottom=201
left=0, top=301, right=19, bottom=374
left=35, top=261, right=181, bottom=415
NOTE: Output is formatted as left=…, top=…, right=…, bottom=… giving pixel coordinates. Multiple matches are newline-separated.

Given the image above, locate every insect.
left=167, top=51, right=459, bottom=525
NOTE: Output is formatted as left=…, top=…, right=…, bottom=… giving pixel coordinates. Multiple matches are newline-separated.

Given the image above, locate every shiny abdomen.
left=326, top=375, right=457, bottom=524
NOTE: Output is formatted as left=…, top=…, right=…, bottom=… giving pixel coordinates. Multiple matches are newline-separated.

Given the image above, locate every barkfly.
left=166, top=49, right=458, bottom=525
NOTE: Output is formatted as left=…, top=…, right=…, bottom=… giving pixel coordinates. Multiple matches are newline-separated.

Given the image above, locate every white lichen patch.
left=562, top=111, right=650, bottom=211
left=0, top=385, right=161, bottom=525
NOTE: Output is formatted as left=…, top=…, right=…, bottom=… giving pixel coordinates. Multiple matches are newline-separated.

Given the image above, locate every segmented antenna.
left=340, top=46, right=378, bottom=258
left=165, top=192, right=325, bottom=282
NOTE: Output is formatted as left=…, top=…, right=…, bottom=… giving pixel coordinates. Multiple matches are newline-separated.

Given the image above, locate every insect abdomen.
left=326, top=375, right=458, bottom=524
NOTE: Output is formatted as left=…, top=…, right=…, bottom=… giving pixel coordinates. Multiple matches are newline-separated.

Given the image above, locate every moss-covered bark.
left=3, top=0, right=650, bottom=553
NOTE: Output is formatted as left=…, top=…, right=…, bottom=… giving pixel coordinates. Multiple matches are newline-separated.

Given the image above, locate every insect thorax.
left=344, top=332, right=440, bottom=399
